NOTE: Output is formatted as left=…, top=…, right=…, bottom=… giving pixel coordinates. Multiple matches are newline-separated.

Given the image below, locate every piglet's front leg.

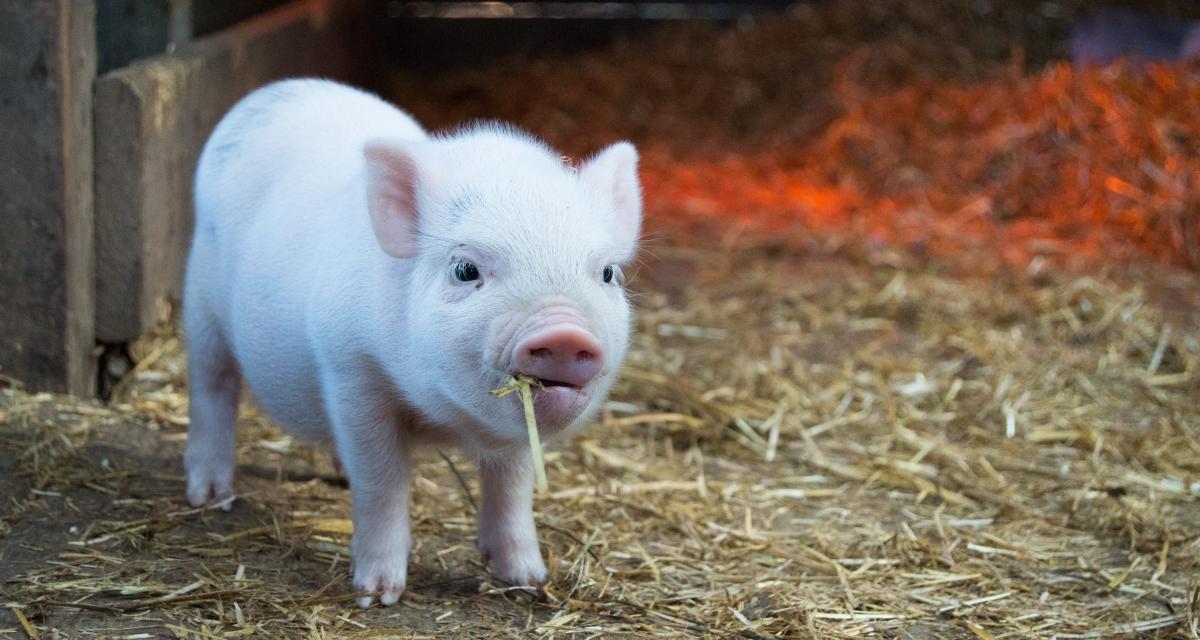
left=327, top=385, right=412, bottom=608
left=477, top=448, right=548, bottom=587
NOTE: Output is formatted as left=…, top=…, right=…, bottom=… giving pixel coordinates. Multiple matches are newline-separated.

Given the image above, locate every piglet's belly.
left=241, top=363, right=331, bottom=441
left=229, top=309, right=332, bottom=442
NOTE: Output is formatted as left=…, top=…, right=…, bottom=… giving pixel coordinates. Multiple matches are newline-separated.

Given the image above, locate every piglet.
left=183, top=79, right=641, bottom=606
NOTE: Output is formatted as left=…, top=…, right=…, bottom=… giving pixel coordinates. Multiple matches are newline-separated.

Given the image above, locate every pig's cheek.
left=484, top=310, right=524, bottom=371
left=599, top=297, right=633, bottom=359
left=437, top=276, right=481, bottom=305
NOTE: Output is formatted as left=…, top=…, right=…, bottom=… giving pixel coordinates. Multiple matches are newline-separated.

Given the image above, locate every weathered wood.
left=94, top=0, right=368, bottom=343
left=0, top=1, right=98, bottom=395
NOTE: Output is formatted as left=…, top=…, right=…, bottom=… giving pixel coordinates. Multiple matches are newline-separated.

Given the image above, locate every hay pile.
left=389, top=0, right=1200, bottom=269
left=2, top=243, right=1198, bottom=638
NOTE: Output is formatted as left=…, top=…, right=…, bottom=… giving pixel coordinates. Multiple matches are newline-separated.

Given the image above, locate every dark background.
left=98, top=0, right=1200, bottom=76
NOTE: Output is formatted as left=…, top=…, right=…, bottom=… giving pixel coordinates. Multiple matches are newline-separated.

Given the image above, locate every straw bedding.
left=2, top=243, right=1197, bottom=638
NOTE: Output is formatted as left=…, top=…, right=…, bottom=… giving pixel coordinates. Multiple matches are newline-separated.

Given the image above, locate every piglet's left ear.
left=579, top=142, right=642, bottom=254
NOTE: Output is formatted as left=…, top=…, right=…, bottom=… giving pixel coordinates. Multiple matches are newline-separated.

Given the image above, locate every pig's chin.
left=529, top=384, right=591, bottom=435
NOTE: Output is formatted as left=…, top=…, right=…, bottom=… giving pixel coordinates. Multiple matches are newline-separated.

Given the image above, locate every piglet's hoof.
left=352, top=541, right=409, bottom=608
left=352, top=565, right=407, bottom=608
left=482, top=538, right=548, bottom=597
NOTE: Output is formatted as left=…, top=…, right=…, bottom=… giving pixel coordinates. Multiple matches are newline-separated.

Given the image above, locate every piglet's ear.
left=364, top=138, right=428, bottom=259
left=580, top=142, right=642, bottom=254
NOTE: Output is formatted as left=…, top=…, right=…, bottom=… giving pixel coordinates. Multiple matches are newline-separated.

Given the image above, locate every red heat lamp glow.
left=641, top=61, right=1200, bottom=270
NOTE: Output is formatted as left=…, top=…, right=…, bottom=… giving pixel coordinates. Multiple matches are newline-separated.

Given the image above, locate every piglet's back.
left=194, top=79, right=426, bottom=246
left=186, top=80, right=428, bottom=436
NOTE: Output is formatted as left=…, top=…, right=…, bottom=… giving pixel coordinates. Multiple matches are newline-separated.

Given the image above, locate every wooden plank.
left=0, top=1, right=98, bottom=395
left=93, top=0, right=369, bottom=343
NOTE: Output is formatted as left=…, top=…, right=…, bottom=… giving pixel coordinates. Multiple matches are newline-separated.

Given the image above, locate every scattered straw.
left=490, top=374, right=548, bottom=494
left=9, top=606, right=39, bottom=639
left=2, top=241, right=1196, bottom=637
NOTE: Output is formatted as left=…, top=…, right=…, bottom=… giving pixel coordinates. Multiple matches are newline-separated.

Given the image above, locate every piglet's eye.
left=602, top=264, right=623, bottom=285
left=452, top=261, right=480, bottom=282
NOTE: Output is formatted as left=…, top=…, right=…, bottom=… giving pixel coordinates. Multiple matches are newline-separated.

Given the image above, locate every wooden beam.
left=93, top=0, right=368, bottom=343
left=0, top=1, right=98, bottom=395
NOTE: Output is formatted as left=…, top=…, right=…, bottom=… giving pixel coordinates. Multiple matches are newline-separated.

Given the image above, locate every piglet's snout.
left=515, top=325, right=604, bottom=388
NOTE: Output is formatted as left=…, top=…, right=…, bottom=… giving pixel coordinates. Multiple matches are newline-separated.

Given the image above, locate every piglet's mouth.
left=532, top=377, right=582, bottom=390
left=505, top=376, right=590, bottom=432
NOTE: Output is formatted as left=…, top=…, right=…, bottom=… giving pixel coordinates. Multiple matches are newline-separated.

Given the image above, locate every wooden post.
left=94, top=0, right=367, bottom=343
left=0, top=1, right=98, bottom=395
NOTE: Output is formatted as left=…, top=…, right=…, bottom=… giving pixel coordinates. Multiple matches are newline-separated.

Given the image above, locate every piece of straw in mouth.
left=490, top=374, right=548, bottom=494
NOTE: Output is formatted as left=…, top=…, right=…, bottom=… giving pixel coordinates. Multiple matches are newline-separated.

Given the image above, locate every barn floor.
left=2, top=243, right=1198, bottom=638
left=5, top=1, right=1200, bottom=637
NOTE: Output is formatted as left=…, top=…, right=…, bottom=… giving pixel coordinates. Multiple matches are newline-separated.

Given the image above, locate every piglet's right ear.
left=364, top=138, right=425, bottom=259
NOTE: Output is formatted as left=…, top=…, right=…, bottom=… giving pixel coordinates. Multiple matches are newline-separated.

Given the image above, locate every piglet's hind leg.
left=183, top=314, right=241, bottom=510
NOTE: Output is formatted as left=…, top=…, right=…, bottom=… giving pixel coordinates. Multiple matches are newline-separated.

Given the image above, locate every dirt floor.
left=2, top=242, right=1198, bottom=638
left=4, top=2, right=1200, bottom=638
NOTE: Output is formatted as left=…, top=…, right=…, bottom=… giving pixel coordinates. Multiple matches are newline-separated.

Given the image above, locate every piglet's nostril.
left=514, top=327, right=605, bottom=388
